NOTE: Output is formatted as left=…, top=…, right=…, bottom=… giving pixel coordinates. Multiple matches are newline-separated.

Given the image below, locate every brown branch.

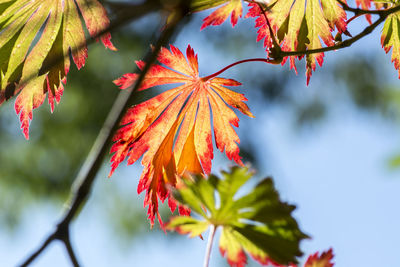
left=19, top=234, right=55, bottom=267
left=17, top=1, right=192, bottom=266
left=337, top=0, right=400, bottom=15
left=346, top=13, right=364, bottom=25
left=63, top=234, right=80, bottom=267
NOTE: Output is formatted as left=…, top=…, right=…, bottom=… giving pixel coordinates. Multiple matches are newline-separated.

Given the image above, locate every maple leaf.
left=167, top=0, right=243, bottom=30
left=110, top=44, right=254, bottom=226
left=0, top=0, right=116, bottom=139
left=381, top=10, right=400, bottom=78
left=355, top=0, right=372, bottom=24
left=246, top=0, right=347, bottom=84
left=199, top=0, right=243, bottom=30
left=166, top=166, right=308, bottom=267
left=304, top=249, right=334, bottom=267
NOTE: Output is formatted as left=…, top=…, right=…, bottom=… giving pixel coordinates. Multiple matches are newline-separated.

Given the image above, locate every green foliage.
left=167, top=166, right=308, bottom=267
left=389, top=154, right=400, bottom=168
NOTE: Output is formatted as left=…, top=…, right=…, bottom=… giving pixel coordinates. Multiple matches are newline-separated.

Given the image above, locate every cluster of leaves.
left=246, top=0, right=347, bottom=84
left=2, top=0, right=400, bottom=266
left=195, top=0, right=400, bottom=84
left=108, top=0, right=400, bottom=227
left=0, top=0, right=396, bottom=231
left=3, top=0, right=400, bottom=141
left=166, top=166, right=334, bottom=267
left=194, top=0, right=348, bottom=83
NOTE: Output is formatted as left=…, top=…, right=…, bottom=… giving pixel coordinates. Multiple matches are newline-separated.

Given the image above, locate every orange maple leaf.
left=304, top=249, right=334, bottom=267
left=201, top=0, right=243, bottom=30
left=110, top=45, right=254, bottom=226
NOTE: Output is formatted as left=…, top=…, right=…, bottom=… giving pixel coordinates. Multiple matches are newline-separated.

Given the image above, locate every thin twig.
left=63, top=234, right=80, bottom=267
left=337, top=0, right=400, bottom=15
left=17, top=1, right=192, bottom=266
left=346, top=13, right=363, bottom=25
left=202, top=58, right=272, bottom=81
left=19, top=234, right=55, bottom=267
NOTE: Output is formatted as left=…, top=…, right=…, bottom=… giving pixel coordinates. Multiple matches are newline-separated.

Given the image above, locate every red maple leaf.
left=110, top=45, right=254, bottom=226
left=201, top=0, right=243, bottom=30
left=304, top=249, right=334, bottom=267
left=355, top=0, right=372, bottom=24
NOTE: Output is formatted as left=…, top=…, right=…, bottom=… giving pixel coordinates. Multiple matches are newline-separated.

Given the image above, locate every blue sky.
left=2, top=4, right=400, bottom=267
left=3, top=97, right=399, bottom=267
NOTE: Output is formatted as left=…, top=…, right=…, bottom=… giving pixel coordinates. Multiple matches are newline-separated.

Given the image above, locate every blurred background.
left=1, top=1, right=400, bottom=266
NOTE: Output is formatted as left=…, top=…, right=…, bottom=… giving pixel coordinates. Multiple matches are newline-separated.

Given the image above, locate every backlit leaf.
left=166, top=216, right=209, bottom=238
left=381, top=10, right=400, bottom=79
left=304, top=249, right=334, bottom=267
left=167, top=166, right=307, bottom=267
left=246, top=0, right=347, bottom=84
left=191, top=0, right=230, bottom=12
left=355, top=0, right=372, bottom=24
left=0, top=0, right=116, bottom=139
left=200, top=0, right=243, bottom=29
left=110, top=45, right=254, bottom=226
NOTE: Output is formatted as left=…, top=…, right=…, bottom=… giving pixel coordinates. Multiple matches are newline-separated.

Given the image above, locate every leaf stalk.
left=202, top=58, right=272, bottom=81
left=203, top=225, right=217, bottom=267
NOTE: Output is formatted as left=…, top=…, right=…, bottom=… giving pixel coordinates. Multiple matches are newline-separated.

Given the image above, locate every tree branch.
left=19, top=234, right=55, bottom=267
left=62, top=232, right=80, bottom=267
left=17, top=1, right=192, bottom=266
left=338, top=0, right=400, bottom=15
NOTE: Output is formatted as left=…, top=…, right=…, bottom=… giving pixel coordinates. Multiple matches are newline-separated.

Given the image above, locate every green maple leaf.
left=0, top=0, right=116, bottom=139
left=167, top=0, right=241, bottom=30
left=166, top=166, right=308, bottom=267
left=190, top=0, right=230, bottom=12
left=381, top=10, right=400, bottom=79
